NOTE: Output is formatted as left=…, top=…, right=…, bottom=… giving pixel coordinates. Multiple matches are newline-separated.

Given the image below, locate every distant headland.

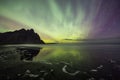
left=0, top=29, right=45, bottom=44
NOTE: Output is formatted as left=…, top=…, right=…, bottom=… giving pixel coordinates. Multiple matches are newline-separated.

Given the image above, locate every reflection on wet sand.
left=0, top=45, right=120, bottom=80
left=33, top=46, right=85, bottom=63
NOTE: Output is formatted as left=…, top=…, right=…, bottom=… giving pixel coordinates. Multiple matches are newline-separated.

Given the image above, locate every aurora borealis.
left=0, top=0, right=120, bottom=43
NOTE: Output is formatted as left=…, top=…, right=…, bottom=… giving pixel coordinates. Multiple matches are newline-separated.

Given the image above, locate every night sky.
left=0, top=0, right=120, bottom=43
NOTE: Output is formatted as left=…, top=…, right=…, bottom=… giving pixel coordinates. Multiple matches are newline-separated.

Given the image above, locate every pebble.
left=90, top=69, right=98, bottom=72
left=88, top=77, right=95, bottom=80
left=97, top=65, right=103, bottom=69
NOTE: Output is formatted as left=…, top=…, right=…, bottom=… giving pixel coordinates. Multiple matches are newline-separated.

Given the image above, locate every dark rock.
left=0, top=29, right=45, bottom=44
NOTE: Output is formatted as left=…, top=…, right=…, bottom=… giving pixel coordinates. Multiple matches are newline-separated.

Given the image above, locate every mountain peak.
left=0, top=28, right=45, bottom=44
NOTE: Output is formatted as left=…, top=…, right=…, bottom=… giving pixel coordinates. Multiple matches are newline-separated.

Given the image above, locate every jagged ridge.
left=0, top=29, right=45, bottom=44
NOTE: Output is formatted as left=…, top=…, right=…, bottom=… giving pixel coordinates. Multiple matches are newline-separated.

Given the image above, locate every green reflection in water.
left=33, top=46, right=88, bottom=64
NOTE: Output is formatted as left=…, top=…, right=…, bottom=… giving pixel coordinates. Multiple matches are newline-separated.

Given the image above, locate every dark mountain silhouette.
left=0, top=29, right=45, bottom=44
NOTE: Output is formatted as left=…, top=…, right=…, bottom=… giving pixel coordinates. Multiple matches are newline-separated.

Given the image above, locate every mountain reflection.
left=16, top=47, right=41, bottom=61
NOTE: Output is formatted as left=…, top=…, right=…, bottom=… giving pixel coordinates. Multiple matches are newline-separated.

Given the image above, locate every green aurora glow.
left=0, top=0, right=120, bottom=43
left=0, top=0, right=92, bottom=42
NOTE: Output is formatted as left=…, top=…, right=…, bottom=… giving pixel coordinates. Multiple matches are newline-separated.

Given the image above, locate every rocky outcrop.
left=0, top=29, right=45, bottom=44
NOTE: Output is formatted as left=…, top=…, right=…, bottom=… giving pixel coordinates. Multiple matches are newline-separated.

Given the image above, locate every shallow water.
left=0, top=44, right=120, bottom=80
